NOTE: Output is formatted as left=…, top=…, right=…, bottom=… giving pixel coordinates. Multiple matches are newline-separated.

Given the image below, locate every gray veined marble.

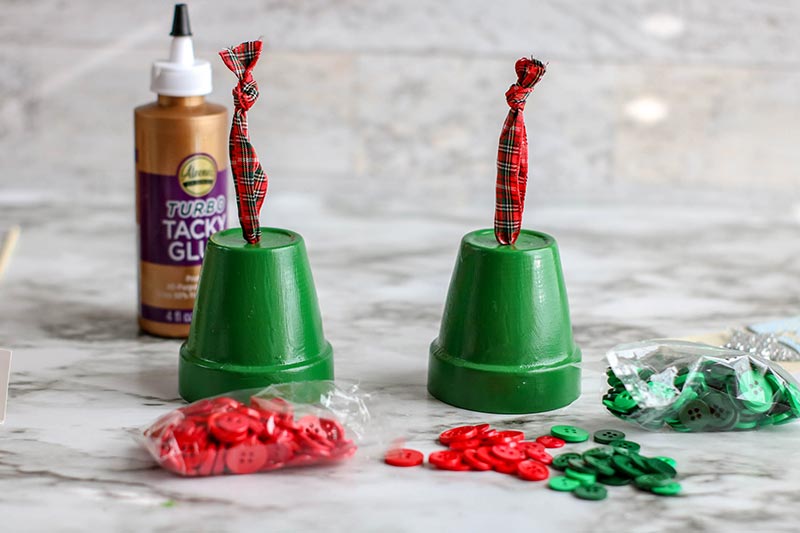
left=0, top=186, right=799, bottom=532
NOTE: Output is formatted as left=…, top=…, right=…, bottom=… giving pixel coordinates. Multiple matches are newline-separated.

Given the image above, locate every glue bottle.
left=135, top=4, right=228, bottom=338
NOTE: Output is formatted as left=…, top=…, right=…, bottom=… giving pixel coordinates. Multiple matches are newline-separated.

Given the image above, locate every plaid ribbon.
left=219, top=40, right=267, bottom=244
left=493, top=57, right=546, bottom=245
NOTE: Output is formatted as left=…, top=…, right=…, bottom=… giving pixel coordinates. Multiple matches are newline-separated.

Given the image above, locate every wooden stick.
left=0, top=225, right=20, bottom=282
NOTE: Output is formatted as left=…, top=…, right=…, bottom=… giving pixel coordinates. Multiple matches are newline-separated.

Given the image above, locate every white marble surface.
left=1, top=186, right=800, bottom=532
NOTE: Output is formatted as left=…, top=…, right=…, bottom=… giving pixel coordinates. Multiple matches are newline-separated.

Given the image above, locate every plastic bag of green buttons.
left=603, top=340, right=800, bottom=432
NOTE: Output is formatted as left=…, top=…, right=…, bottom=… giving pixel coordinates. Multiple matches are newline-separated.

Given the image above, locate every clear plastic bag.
left=603, top=340, right=800, bottom=432
left=139, top=381, right=369, bottom=476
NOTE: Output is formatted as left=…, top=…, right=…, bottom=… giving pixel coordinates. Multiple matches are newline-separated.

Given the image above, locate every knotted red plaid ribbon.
left=494, top=58, right=546, bottom=245
left=219, top=40, right=267, bottom=244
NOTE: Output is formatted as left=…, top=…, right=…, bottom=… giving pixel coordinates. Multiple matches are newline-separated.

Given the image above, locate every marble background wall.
left=0, top=0, right=798, bottom=212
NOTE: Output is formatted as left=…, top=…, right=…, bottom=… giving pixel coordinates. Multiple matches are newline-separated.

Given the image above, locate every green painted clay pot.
left=179, top=227, right=334, bottom=401
left=428, top=228, right=581, bottom=413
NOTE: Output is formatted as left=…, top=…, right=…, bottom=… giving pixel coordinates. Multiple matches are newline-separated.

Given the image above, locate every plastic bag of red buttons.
left=139, top=381, right=370, bottom=476
left=604, top=340, right=800, bottom=432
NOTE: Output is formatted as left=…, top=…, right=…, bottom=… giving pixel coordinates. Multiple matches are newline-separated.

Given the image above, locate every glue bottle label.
left=137, top=153, right=227, bottom=328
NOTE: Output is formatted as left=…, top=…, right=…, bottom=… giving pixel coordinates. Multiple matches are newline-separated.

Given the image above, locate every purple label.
left=138, top=154, right=228, bottom=266
left=140, top=304, right=193, bottom=324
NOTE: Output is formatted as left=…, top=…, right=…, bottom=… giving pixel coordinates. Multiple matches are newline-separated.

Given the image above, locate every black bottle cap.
left=170, top=4, right=192, bottom=37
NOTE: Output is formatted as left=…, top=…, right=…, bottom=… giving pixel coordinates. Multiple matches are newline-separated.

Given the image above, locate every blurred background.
left=1, top=0, right=798, bottom=216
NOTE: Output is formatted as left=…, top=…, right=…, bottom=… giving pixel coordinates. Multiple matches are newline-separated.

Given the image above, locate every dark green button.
left=645, top=457, right=677, bottom=477
left=583, top=447, right=615, bottom=460
left=584, top=455, right=615, bottom=477
left=701, top=391, right=739, bottom=430
left=567, top=458, right=597, bottom=474
left=611, top=455, right=646, bottom=478
left=574, top=484, right=607, bottom=501
left=610, top=439, right=641, bottom=453
left=598, top=475, right=631, bottom=486
left=552, top=452, right=582, bottom=471
left=549, top=476, right=581, bottom=492
left=678, top=400, right=711, bottom=431
left=593, top=429, right=625, bottom=444
left=551, top=425, right=590, bottom=443
left=634, top=473, right=673, bottom=489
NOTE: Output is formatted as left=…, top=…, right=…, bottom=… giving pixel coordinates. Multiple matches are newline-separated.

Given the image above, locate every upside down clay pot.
left=179, top=227, right=334, bottom=401
left=428, top=229, right=581, bottom=414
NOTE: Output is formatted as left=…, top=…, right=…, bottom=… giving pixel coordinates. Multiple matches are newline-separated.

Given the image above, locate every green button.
left=573, top=484, right=607, bottom=501
left=645, top=457, right=677, bottom=477
left=610, top=439, right=641, bottom=453
left=567, top=458, right=597, bottom=475
left=598, top=475, right=631, bottom=486
left=678, top=400, right=711, bottom=431
left=551, top=425, right=590, bottom=443
left=701, top=391, right=739, bottom=430
left=735, top=371, right=773, bottom=414
left=613, top=391, right=638, bottom=412
left=651, top=481, right=682, bottom=496
left=565, top=468, right=596, bottom=486
left=628, top=452, right=651, bottom=472
left=549, top=475, right=581, bottom=492
left=653, top=456, right=676, bottom=468
left=583, top=455, right=616, bottom=477
left=552, top=452, right=582, bottom=471
left=593, top=429, right=625, bottom=444
left=734, top=419, right=757, bottom=430
left=611, top=455, right=646, bottom=478
left=634, top=473, right=674, bottom=490
left=784, top=383, right=800, bottom=417
left=647, top=381, right=678, bottom=402
left=583, top=447, right=615, bottom=460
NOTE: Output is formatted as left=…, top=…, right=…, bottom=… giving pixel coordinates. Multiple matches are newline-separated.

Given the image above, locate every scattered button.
left=536, top=435, right=566, bottom=448
left=548, top=475, right=581, bottom=491
left=550, top=425, right=589, bottom=443
left=574, top=484, right=607, bottom=501
left=593, top=429, right=625, bottom=444
left=385, top=448, right=424, bottom=467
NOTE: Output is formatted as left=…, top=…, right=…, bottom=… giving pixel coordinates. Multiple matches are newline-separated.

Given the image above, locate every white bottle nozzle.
left=150, top=4, right=212, bottom=97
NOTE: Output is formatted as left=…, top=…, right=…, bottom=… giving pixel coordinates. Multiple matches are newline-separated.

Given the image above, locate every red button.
left=462, top=449, right=492, bottom=471
left=195, top=443, right=218, bottom=476
left=385, top=448, right=424, bottom=467
left=492, top=460, right=518, bottom=474
left=449, top=438, right=482, bottom=451
left=484, top=430, right=525, bottom=445
left=525, top=448, right=553, bottom=465
left=491, top=444, right=525, bottom=463
left=517, top=459, right=549, bottom=481
left=429, top=450, right=463, bottom=468
left=536, top=435, right=566, bottom=448
left=225, top=441, right=269, bottom=474
left=208, top=411, right=250, bottom=443
left=439, top=426, right=478, bottom=445
left=475, top=446, right=506, bottom=468
left=319, top=418, right=346, bottom=442
left=516, top=441, right=546, bottom=455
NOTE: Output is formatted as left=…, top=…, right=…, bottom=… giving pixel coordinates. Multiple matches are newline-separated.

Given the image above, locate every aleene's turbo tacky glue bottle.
left=135, top=4, right=228, bottom=337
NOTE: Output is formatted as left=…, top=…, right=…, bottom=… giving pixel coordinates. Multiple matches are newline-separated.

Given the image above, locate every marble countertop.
left=1, top=189, right=799, bottom=532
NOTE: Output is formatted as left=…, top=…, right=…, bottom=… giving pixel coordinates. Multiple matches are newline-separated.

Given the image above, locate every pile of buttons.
left=384, top=423, right=681, bottom=500
left=604, top=358, right=800, bottom=431
left=144, top=395, right=356, bottom=476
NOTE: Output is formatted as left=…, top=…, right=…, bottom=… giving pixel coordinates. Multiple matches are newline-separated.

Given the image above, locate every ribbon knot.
left=505, top=85, right=532, bottom=111
left=219, top=40, right=268, bottom=244
left=233, top=77, right=259, bottom=111
left=493, top=57, right=546, bottom=245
